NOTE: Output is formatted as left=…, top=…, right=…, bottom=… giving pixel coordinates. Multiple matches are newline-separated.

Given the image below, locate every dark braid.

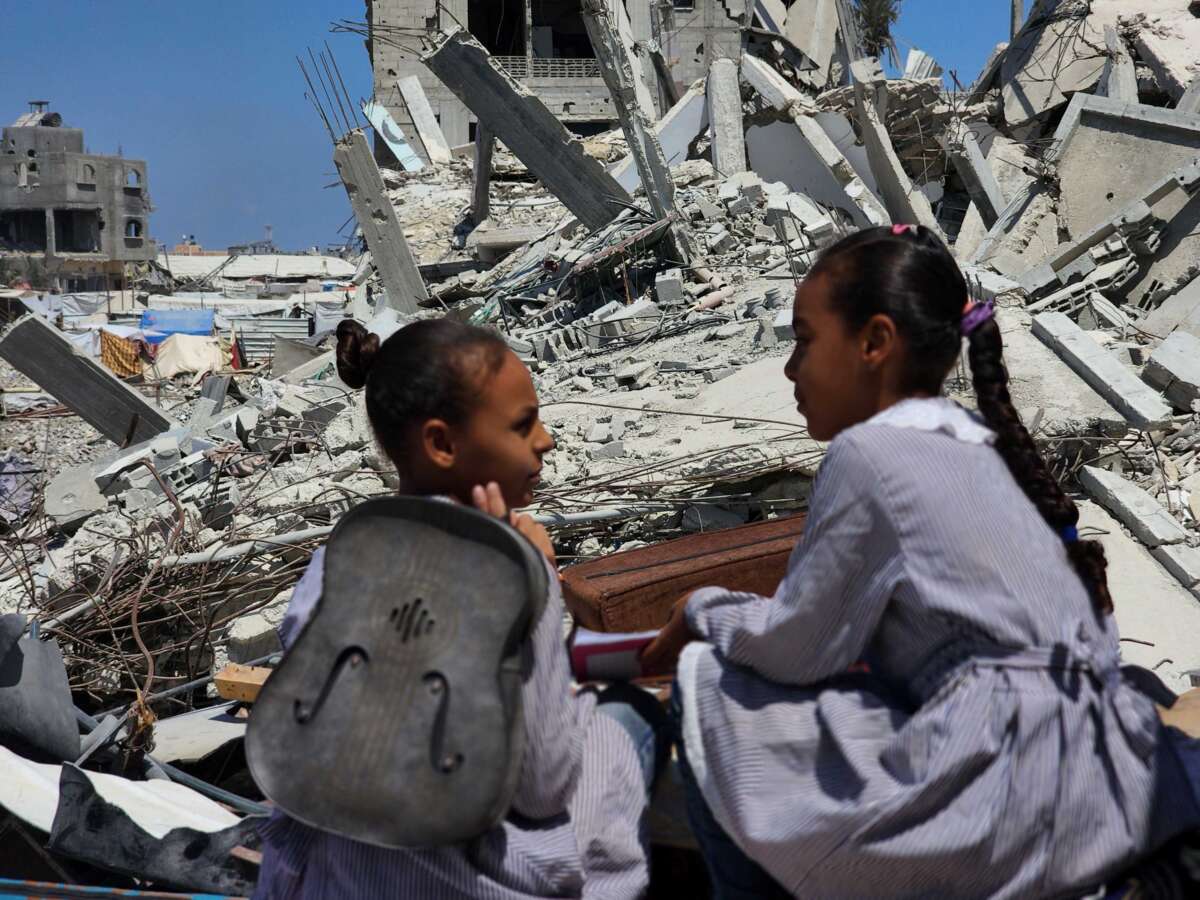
left=965, top=317, right=1113, bottom=614
left=811, top=225, right=1113, bottom=616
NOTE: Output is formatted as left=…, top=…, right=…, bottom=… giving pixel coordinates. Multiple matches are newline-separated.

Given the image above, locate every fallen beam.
left=707, top=57, right=748, bottom=176
left=422, top=28, right=631, bottom=231
left=1098, top=26, right=1138, bottom=102
left=396, top=75, right=453, bottom=165
left=850, top=58, right=944, bottom=237
left=610, top=80, right=707, bottom=193
left=0, top=314, right=178, bottom=445
left=583, top=0, right=677, bottom=221
left=942, top=119, right=1006, bottom=229
left=333, top=130, right=428, bottom=313
left=1032, top=311, right=1173, bottom=430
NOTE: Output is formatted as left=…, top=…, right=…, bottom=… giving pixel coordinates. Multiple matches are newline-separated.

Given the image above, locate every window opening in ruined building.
left=468, top=0, right=525, bottom=57
left=124, top=218, right=143, bottom=238
left=80, top=162, right=96, bottom=183
left=55, top=209, right=102, bottom=253
left=673, top=1, right=696, bottom=10
left=0, top=210, right=48, bottom=251
left=125, top=168, right=142, bottom=187
left=531, top=1, right=596, bottom=60
left=26, top=148, right=36, bottom=157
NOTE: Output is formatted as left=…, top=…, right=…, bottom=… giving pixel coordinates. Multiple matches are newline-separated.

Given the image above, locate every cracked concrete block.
left=1079, top=465, right=1187, bottom=548
left=655, top=269, right=685, bottom=306
left=588, top=441, right=627, bottom=461
left=755, top=318, right=779, bottom=349
left=616, top=361, right=656, bottom=388
left=1143, top=331, right=1200, bottom=411
left=1032, top=312, right=1172, bottom=430
left=707, top=227, right=737, bottom=253
left=772, top=307, right=795, bottom=342
left=725, top=195, right=752, bottom=217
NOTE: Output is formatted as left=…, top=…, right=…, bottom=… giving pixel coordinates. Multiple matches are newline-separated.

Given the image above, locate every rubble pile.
left=2, top=0, right=1200, bottom=893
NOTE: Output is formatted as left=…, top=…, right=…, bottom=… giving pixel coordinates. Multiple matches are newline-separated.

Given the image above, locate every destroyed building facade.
left=365, top=0, right=745, bottom=159
left=0, top=102, right=155, bottom=291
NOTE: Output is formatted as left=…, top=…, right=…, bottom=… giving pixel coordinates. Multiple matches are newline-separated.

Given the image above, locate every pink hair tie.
left=891, top=224, right=917, bottom=236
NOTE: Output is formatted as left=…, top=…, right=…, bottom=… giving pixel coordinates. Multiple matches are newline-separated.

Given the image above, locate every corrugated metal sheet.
left=158, top=254, right=356, bottom=281
left=227, top=316, right=312, bottom=338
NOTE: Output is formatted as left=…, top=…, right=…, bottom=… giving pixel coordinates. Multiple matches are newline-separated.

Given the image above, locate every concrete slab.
left=1032, top=311, right=1173, bottom=430
left=786, top=0, right=838, bottom=90
left=610, top=81, right=708, bottom=193
left=1048, top=94, right=1200, bottom=306
left=1078, top=465, right=1187, bottom=548
left=955, top=135, right=1039, bottom=262
left=423, top=28, right=632, bottom=231
left=0, top=314, right=179, bottom=446
left=1179, top=76, right=1200, bottom=116
left=396, top=75, right=453, bottom=165
left=741, top=54, right=805, bottom=112
left=942, top=119, right=1007, bottom=229
left=1143, top=331, right=1200, bottom=411
left=1000, top=0, right=1106, bottom=128
left=1153, top=544, right=1200, bottom=591
left=1077, top=500, right=1200, bottom=692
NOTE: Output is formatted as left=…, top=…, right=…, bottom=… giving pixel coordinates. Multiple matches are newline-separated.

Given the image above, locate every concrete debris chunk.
left=1032, top=312, right=1173, bottom=430
left=1143, top=332, right=1200, bottom=411
left=1152, top=544, right=1200, bottom=592
left=1079, top=465, right=1187, bottom=548
left=396, top=75, right=453, bottom=165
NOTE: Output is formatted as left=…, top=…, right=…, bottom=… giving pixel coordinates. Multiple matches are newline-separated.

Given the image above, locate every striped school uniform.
left=677, top=398, right=1200, bottom=898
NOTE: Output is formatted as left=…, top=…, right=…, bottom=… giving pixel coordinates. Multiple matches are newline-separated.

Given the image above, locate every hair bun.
left=335, top=319, right=381, bottom=389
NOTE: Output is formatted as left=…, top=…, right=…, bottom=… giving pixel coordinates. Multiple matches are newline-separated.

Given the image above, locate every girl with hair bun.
left=256, top=318, right=666, bottom=900
left=642, top=225, right=1200, bottom=898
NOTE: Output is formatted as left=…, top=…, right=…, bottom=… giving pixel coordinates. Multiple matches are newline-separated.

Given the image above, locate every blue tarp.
left=139, top=309, right=215, bottom=344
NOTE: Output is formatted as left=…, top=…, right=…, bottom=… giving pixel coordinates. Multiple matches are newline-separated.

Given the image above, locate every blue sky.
left=0, top=1, right=1011, bottom=252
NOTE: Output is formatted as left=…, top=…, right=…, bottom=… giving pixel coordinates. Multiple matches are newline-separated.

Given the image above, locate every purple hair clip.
left=891, top=224, right=917, bottom=236
left=961, top=299, right=995, bottom=336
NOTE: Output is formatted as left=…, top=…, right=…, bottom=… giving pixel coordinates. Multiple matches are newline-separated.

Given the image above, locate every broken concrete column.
left=1031, top=311, right=1172, bottom=430
left=610, top=80, right=708, bottom=192
left=0, top=314, right=178, bottom=446
left=1143, top=331, right=1200, bottom=411
left=422, top=28, right=632, bottom=231
left=396, top=76, right=453, bottom=165
left=942, top=119, right=1007, bottom=229
left=1098, top=26, right=1138, bottom=102
left=741, top=54, right=806, bottom=113
left=582, top=0, right=677, bottom=223
left=473, top=121, right=495, bottom=222
left=707, top=58, right=748, bottom=176
left=1078, top=466, right=1187, bottom=548
left=333, top=131, right=428, bottom=313
left=1011, top=0, right=1023, bottom=39
left=850, top=58, right=944, bottom=238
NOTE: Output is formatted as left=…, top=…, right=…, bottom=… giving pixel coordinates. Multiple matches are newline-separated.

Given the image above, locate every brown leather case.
left=562, top=514, right=807, bottom=632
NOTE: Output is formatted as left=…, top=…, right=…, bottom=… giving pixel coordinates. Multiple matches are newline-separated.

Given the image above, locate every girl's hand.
left=472, top=482, right=557, bottom=568
left=640, top=593, right=699, bottom=677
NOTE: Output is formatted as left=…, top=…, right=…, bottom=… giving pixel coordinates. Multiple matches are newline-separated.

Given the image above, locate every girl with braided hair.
left=642, top=225, right=1200, bottom=898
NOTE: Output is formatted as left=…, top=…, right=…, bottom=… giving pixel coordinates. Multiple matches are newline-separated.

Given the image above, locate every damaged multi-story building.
left=0, top=102, right=155, bottom=291
left=364, top=0, right=747, bottom=161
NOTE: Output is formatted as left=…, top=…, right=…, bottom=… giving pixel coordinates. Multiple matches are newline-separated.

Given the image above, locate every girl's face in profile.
left=783, top=274, right=904, bottom=442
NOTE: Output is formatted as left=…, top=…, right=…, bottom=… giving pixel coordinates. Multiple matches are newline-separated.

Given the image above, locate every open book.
left=569, top=627, right=661, bottom=682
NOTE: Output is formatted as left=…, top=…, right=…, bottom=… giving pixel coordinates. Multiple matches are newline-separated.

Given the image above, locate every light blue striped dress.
left=255, top=548, right=649, bottom=899
left=677, top=399, right=1200, bottom=898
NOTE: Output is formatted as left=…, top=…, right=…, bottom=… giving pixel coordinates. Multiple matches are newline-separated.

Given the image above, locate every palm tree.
left=855, top=0, right=902, bottom=68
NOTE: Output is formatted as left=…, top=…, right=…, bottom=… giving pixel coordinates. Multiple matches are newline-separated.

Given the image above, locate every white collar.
left=865, top=397, right=996, bottom=445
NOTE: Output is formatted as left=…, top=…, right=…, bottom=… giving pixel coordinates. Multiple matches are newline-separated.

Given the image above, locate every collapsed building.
left=2, top=0, right=1200, bottom=894
left=0, top=102, right=155, bottom=292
